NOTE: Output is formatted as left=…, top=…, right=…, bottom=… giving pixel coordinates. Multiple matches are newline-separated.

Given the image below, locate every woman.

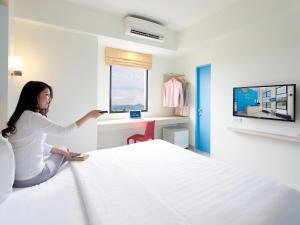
left=2, top=81, right=103, bottom=188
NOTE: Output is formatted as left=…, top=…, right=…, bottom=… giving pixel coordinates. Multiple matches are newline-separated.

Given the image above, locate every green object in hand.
left=71, top=153, right=89, bottom=158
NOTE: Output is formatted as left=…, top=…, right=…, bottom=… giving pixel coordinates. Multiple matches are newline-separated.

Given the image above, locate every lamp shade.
left=11, top=56, right=23, bottom=76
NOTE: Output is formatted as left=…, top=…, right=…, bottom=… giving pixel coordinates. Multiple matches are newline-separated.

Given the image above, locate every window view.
left=110, top=65, right=148, bottom=113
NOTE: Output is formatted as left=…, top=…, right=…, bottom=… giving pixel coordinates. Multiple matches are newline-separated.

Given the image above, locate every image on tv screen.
left=233, top=84, right=295, bottom=121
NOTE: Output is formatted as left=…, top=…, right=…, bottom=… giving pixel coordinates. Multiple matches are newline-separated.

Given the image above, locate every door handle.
left=198, top=109, right=203, bottom=116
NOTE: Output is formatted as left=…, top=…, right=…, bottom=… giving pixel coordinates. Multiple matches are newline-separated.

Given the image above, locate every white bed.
left=1, top=140, right=300, bottom=225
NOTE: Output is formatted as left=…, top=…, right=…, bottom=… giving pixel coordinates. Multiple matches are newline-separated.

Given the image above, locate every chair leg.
left=127, top=138, right=130, bottom=145
left=134, top=140, right=136, bottom=143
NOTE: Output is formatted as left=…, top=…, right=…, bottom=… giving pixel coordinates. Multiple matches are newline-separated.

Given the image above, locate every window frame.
left=109, top=65, right=148, bottom=113
left=275, top=86, right=288, bottom=110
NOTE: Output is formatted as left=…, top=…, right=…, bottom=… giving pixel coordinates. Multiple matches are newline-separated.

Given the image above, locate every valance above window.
left=105, top=47, right=152, bottom=70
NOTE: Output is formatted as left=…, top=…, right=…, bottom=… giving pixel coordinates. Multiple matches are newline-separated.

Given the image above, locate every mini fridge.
left=162, top=127, right=189, bottom=148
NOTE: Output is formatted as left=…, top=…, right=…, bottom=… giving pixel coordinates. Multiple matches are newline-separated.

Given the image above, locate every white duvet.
left=0, top=163, right=88, bottom=225
left=1, top=140, right=300, bottom=225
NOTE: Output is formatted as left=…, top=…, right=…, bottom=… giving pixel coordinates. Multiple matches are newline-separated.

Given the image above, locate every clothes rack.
left=163, top=74, right=186, bottom=82
left=163, top=73, right=189, bottom=116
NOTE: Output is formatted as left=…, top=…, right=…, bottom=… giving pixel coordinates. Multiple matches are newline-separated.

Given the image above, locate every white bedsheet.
left=0, top=164, right=88, bottom=225
left=101, top=141, right=300, bottom=225
left=71, top=151, right=188, bottom=225
left=1, top=139, right=300, bottom=225
left=96, top=140, right=300, bottom=225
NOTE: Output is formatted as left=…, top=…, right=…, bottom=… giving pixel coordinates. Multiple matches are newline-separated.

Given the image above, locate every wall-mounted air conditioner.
left=124, top=16, right=166, bottom=42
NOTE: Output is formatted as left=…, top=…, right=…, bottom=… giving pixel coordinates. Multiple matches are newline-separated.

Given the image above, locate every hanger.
left=164, top=74, right=186, bottom=82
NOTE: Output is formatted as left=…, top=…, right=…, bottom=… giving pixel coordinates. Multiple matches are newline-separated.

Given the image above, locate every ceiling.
left=64, top=0, right=238, bottom=31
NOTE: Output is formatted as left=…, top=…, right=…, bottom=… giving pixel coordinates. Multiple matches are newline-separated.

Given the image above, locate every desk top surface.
left=98, top=116, right=189, bottom=126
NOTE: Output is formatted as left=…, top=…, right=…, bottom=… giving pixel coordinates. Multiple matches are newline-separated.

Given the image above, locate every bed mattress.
left=1, top=139, right=300, bottom=225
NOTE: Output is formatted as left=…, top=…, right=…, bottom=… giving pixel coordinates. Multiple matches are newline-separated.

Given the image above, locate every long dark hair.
left=2, top=81, right=53, bottom=138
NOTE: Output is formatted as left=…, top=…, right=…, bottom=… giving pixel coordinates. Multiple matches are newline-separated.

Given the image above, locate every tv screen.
left=233, top=84, right=296, bottom=122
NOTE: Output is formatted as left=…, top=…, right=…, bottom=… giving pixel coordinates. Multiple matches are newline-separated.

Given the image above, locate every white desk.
left=97, top=116, right=189, bottom=149
left=98, top=116, right=189, bottom=131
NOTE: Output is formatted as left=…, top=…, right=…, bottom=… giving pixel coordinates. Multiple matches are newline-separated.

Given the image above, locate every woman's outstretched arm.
left=75, top=110, right=103, bottom=128
left=28, top=109, right=103, bottom=136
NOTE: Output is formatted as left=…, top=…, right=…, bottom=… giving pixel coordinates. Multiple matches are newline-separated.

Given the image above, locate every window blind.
left=105, top=47, right=152, bottom=70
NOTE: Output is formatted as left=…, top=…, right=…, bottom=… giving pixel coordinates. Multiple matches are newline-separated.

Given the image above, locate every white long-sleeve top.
left=8, top=110, right=78, bottom=180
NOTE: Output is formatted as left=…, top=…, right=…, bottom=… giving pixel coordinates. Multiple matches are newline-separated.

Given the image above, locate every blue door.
left=195, top=65, right=211, bottom=153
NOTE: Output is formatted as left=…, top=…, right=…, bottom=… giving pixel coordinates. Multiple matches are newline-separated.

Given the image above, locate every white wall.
left=0, top=4, right=8, bottom=129
left=178, top=0, right=299, bottom=53
left=176, top=4, right=300, bottom=190
left=211, top=8, right=300, bottom=190
left=8, top=19, right=98, bottom=152
left=14, top=0, right=177, bottom=51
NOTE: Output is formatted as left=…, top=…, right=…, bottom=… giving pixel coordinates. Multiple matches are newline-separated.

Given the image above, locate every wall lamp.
left=10, top=56, right=23, bottom=76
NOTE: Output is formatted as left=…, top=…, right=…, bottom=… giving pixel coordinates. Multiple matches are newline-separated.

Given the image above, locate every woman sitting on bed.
left=1, top=81, right=103, bottom=188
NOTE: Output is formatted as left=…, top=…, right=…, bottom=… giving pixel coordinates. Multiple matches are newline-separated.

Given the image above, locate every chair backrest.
left=144, top=120, right=155, bottom=139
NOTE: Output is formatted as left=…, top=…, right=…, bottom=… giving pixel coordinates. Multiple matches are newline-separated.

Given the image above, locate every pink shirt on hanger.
left=163, top=79, right=184, bottom=107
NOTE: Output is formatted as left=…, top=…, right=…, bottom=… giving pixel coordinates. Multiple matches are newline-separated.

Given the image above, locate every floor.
left=187, top=145, right=210, bottom=157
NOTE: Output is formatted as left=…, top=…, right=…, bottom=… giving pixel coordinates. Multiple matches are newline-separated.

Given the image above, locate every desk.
left=98, top=116, right=189, bottom=131
left=97, top=116, right=189, bottom=149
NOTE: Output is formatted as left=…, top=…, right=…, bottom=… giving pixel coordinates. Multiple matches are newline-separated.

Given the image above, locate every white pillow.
left=0, top=135, right=15, bottom=203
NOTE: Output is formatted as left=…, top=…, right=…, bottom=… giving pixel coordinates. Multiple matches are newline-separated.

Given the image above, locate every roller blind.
left=105, top=47, right=152, bottom=70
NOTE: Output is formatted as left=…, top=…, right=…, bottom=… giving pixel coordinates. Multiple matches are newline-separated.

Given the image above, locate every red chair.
left=127, top=120, right=155, bottom=145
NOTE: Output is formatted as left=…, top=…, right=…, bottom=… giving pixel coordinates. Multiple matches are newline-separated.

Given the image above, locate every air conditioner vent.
left=130, top=29, right=162, bottom=40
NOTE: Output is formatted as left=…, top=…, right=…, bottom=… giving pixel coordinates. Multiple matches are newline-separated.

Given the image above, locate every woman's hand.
left=87, top=110, right=103, bottom=119
left=50, top=147, right=74, bottom=156
left=76, top=109, right=104, bottom=127
left=63, top=151, right=77, bottom=157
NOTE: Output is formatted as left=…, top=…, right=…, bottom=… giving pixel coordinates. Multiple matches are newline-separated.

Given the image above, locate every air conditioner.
left=124, top=16, right=166, bottom=42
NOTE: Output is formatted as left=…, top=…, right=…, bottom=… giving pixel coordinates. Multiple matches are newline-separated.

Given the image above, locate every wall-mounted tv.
left=233, top=84, right=296, bottom=122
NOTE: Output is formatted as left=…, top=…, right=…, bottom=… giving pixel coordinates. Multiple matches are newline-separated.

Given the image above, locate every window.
left=262, top=102, right=271, bottom=109
left=276, top=100, right=287, bottom=110
left=276, top=86, right=288, bottom=110
left=263, top=90, right=271, bottom=98
left=276, top=86, right=287, bottom=95
left=110, top=65, right=148, bottom=113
